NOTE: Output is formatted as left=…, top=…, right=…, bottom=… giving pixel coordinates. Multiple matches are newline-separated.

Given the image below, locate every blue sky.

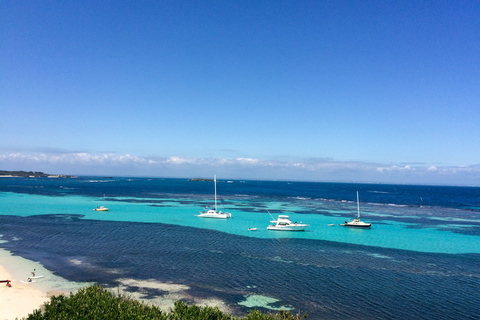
left=1, top=1, right=479, bottom=185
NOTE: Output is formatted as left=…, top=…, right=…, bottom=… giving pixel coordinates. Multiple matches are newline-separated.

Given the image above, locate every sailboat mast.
left=357, top=191, right=360, bottom=218
left=214, top=175, right=217, bottom=212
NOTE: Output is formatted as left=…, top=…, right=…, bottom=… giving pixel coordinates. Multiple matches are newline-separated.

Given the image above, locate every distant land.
left=0, top=170, right=77, bottom=178
left=188, top=178, right=214, bottom=181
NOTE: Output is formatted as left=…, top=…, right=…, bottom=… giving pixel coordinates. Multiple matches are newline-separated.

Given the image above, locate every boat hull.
left=267, top=225, right=307, bottom=231
left=196, top=211, right=231, bottom=219
left=196, top=214, right=231, bottom=219
left=340, top=223, right=371, bottom=228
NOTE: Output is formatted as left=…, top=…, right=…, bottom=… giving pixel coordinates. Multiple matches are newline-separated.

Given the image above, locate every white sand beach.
left=0, top=265, right=47, bottom=320
left=0, top=249, right=88, bottom=320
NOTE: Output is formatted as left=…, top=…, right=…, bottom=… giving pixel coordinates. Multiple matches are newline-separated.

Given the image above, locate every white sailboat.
left=94, top=194, right=109, bottom=211
left=196, top=175, right=231, bottom=219
left=340, top=192, right=371, bottom=228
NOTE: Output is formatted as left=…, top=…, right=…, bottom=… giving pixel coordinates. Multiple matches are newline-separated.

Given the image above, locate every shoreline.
left=0, top=248, right=89, bottom=320
left=0, top=263, right=48, bottom=320
left=0, top=248, right=234, bottom=319
left=0, top=248, right=88, bottom=320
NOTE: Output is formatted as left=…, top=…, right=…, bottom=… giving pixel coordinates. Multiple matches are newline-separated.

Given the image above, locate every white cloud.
left=376, top=165, right=414, bottom=173
left=234, top=158, right=261, bottom=165
left=1, top=152, right=480, bottom=185
left=165, top=156, right=194, bottom=165
left=0, top=152, right=150, bottom=167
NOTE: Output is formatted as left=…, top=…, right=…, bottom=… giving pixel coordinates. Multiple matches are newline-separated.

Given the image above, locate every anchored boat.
left=196, top=175, right=231, bottom=219
left=94, top=194, right=109, bottom=211
left=267, top=215, right=308, bottom=231
left=340, top=192, right=371, bottom=228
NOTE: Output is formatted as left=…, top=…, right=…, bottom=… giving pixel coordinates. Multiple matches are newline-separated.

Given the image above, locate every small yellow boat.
left=94, top=194, right=109, bottom=211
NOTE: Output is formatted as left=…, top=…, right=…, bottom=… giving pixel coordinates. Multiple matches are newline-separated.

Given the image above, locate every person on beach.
left=31, top=269, right=36, bottom=277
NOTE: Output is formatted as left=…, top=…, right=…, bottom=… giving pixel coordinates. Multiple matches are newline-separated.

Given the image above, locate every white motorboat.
left=340, top=192, right=371, bottom=228
left=196, top=175, right=231, bottom=219
left=267, top=215, right=308, bottom=231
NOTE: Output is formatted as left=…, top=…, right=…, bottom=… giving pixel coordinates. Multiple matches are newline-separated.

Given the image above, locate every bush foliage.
left=26, top=285, right=307, bottom=320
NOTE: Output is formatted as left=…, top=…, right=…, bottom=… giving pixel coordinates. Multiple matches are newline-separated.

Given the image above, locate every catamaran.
left=196, top=175, right=231, bottom=219
left=340, top=192, right=371, bottom=228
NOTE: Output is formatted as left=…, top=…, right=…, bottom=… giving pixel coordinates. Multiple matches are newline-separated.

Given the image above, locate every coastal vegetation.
left=26, top=285, right=307, bottom=319
left=0, top=170, right=75, bottom=178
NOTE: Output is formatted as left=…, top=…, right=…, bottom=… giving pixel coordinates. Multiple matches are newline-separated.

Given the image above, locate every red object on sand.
left=0, top=280, right=12, bottom=286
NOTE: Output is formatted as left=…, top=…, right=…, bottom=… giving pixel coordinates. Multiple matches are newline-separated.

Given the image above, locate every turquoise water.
left=1, top=177, right=479, bottom=319
left=2, top=187, right=479, bottom=254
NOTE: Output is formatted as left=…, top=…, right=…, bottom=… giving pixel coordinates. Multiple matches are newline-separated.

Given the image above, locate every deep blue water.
left=2, top=177, right=479, bottom=210
left=1, top=177, right=479, bottom=319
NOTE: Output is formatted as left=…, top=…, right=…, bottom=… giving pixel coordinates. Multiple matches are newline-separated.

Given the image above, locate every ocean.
left=0, top=177, right=479, bottom=319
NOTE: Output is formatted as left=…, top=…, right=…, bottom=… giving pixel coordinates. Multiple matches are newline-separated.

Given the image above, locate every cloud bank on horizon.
left=1, top=152, right=479, bottom=186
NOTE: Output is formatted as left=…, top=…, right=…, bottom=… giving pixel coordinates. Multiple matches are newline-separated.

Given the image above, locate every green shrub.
left=27, top=285, right=166, bottom=320
left=168, top=300, right=233, bottom=320
left=26, top=285, right=307, bottom=320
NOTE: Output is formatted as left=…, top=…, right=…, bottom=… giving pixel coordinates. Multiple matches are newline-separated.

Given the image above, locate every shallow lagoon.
left=2, top=188, right=479, bottom=254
